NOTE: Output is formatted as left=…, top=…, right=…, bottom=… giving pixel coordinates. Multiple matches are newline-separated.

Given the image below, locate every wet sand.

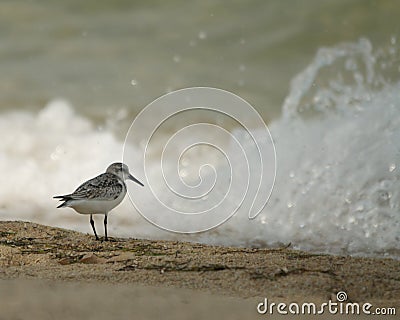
left=0, top=221, right=399, bottom=319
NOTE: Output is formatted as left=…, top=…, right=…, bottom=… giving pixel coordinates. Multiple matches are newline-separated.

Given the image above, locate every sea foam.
left=0, top=39, right=399, bottom=258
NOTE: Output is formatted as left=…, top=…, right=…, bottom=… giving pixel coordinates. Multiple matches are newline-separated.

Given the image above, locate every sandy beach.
left=0, top=221, right=399, bottom=319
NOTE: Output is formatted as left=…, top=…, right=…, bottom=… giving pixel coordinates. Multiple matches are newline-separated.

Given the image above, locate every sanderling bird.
left=54, top=162, right=144, bottom=241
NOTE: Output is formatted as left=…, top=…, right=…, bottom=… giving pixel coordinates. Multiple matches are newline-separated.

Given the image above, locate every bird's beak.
left=128, top=174, right=144, bottom=187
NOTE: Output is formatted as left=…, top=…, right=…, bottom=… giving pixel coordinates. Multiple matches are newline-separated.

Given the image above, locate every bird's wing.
left=69, top=173, right=123, bottom=200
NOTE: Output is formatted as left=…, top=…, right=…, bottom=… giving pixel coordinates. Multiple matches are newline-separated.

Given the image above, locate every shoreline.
left=1, top=221, right=399, bottom=318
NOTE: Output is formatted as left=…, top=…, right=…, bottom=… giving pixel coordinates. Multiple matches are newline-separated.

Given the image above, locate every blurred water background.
left=1, top=0, right=400, bottom=258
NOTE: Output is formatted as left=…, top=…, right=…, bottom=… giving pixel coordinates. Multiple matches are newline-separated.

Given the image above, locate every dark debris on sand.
left=0, top=221, right=399, bottom=306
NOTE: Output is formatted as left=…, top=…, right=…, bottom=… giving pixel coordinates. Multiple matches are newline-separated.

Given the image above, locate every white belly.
left=67, top=192, right=125, bottom=215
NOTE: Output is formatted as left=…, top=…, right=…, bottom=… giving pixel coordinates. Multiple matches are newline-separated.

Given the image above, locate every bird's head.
left=106, top=162, right=144, bottom=187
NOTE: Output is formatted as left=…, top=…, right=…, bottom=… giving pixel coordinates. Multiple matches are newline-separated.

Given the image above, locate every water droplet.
left=240, top=38, right=246, bottom=45
left=181, top=158, right=189, bottom=167
left=299, top=224, right=305, bottom=228
left=389, top=163, right=396, bottom=172
left=189, top=40, right=197, bottom=47
left=50, top=145, right=64, bottom=160
left=289, top=171, right=295, bottom=178
left=287, top=202, right=294, bottom=208
left=391, top=35, right=396, bottom=45
left=198, top=31, right=207, bottom=40
left=131, top=79, right=138, bottom=86
left=239, top=64, right=246, bottom=72
left=180, top=170, right=187, bottom=178
left=173, top=55, right=181, bottom=63
left=379, top=191, right=390, bottom=201
left=377, top=190, right=391, bottom=206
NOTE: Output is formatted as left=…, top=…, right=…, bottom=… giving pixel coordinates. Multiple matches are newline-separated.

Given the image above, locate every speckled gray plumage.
left=59, top=173, right=124, bottom=202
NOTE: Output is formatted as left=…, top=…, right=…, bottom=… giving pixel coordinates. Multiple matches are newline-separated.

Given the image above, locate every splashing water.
left=0, top=39, right=399, bottom=258
left=230, top=38, right=400, bottom=257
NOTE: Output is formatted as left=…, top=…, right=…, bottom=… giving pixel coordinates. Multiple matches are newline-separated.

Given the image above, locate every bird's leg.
left=90, top=214, right=99, bottom=241
left=104, top=213, right=108, bottom=241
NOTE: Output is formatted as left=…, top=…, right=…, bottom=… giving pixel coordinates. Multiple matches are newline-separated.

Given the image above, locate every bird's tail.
left=53, top=195, right=72, bottom=208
